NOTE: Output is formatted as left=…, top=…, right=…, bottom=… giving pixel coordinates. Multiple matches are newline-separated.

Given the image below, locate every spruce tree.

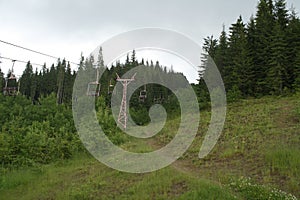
left=267, top=21, right=287, bottom=94
left=202, top=35, right=218, bottom=59
left=254, top=0, right=275, bottom=95
left=286, top=9, right=300, bottom=90
left=131, top=49, right=137, bottom=66
left=244, top=16, right=257, bottom=96
left=30, top=68, right=39, bottom=104
left=49, top=64, right=57, bottom=94
left=224, top=16, right=247, bottom=95
left=97, top=47, right=104, bottom=68
left=63, top=62, right=73, bottom=103
left=56, top=59, right=65, bottom=104
left=20, top=61, right=33, bottom=97
left=274, top=0, right=289, bottom=30
left=215, top=25, right=228, bottom=76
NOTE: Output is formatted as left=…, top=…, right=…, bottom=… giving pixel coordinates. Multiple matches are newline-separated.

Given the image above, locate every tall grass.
left=265, top=146, right=300, bottom=177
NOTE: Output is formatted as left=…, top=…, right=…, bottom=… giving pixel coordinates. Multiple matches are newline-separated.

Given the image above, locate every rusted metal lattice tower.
left=116, top=73, right=136, bottom=129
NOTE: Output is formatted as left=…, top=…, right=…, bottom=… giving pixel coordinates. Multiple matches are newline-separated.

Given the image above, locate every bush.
left=227, top=85, right=242, bottom=103
left=0, top=95, right=83, bottom=168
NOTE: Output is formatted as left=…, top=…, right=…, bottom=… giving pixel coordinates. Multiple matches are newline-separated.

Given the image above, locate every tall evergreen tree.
left=131, top=49, right=137, bottom=66
left=20, top=61, right=33, bottom=97
left=56, top=59, right=65, bottom=104
left=274, top=0, right=289, bottom=30
left=224, top=16, right=247, bottom=94
left=254, top=0, right=275, bottom=95
left=63, top=62, right=73, bottom=103
left=244, top=16, right=257, bottom=96
left=215, top=25, right=228, bottom=76
left=286, top=9, right=300, bottom=90
left=30, top=68, right=39, bottom=104
left=97, top=47, right=104, bottom=68
left=267, top=21, right=287, bottom=94
left=202, top=35, right=218, bottom=59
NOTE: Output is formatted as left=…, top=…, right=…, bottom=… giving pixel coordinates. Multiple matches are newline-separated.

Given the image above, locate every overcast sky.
left=0, top=0, right=299, bottom=82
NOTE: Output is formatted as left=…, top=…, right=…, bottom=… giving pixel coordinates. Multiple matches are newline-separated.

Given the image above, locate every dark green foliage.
left=224, top=16, right=247, bottom=94
left=214, top=25, right=228, bottom=76
left=19, top=61, right=33, bottom=97
left=267, top=21, right=287, bottom=94
left=287, top=10, right=300, bottom=90
left=199, top=0, right=300, bottom=98
left=0, top=68, right=4, bottom=93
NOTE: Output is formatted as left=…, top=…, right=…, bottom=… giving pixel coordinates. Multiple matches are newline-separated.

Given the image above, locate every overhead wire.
left=0, top=39, right=80, bottom=66
left=0, top=56, right=45, bottom=67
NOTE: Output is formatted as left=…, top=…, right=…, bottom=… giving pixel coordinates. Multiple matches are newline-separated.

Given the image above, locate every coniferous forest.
left=198, top=0, right=300, bottom=99
left=0, top=0, right=300, bottom=199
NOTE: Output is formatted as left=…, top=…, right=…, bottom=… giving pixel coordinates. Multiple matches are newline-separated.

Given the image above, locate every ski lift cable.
left=0, top=39, right=80, bottom=66
left=0, top=56, right=45, bottom=67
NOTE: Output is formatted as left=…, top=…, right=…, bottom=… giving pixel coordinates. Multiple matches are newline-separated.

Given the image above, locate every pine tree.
left=215, top=25, right=228, bottom=76
left=30, top=68, right=39, bottom=104
left=63, top=62, right=73, bottom=103
left=224, top=16, right=247, bottom=95
left=202, top=35, right=218, bottom=59
left=253, top=0, right=275, bottom=95
left=131, top=49, right=137, bottom=66
left=267, top=21, right=287, bottom=94
left=274, top=0, right=289, bottom=30
left=197, top=36, right=216, bottom=105
left=286, top=9, right=300, bottom=90
left=97, top=47, right=104, bottom=68
left=244, top=16, right=257, bottom=96
left=125, top=54, right=130, bottom=66
left=39, top=63, right=48, bottom=96
left=20, top=61, right=33, bottom=97
left=49, top=64, right=57, bottom=94
left=56, top=59, right=65, bottom=104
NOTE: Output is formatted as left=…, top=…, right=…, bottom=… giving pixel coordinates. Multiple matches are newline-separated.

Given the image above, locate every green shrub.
left=0, top=95, right=83, bottom=168
left=227, top=85, right=242, bottom=103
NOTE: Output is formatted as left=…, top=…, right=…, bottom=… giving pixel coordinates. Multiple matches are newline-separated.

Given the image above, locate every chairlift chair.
left=87, top=81, right=100, bottom=96
left=107, top=79, right=115, bottom=95
left=3, top=60, right=18, bottom=96
left=139, top=85, right=147, bottom=102
left=86, top=67, right=100, bottom=96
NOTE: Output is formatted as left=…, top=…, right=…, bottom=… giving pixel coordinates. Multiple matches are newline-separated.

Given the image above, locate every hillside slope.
left=0, top=95, right=299, bottom=199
